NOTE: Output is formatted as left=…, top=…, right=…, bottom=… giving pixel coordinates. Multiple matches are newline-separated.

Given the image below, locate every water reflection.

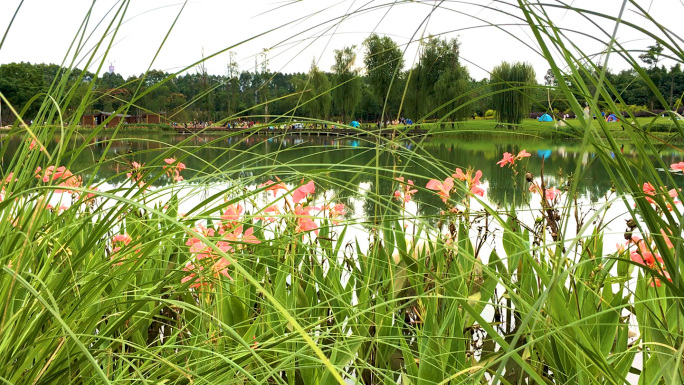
left=2, top=132, right=682, bottom=214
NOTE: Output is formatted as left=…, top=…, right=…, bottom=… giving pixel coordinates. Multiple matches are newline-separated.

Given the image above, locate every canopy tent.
left=538, top=113, right=553, bottom=122
left=350, top=120, right=360, bottom=128
left=606, top=114, right=618, bottom=122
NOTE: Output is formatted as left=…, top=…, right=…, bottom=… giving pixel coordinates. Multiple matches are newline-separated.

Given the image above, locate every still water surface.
left=3, top=132, right=682, bottom=220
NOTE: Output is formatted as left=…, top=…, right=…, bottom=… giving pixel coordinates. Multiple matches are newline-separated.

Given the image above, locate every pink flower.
left=113, top=234, right=132, bottom=245
left=111, top=233, right=134, bottom=265
left=497, top=150, right=531, bottom=167
left=517, top=150, right=531, bottom=159
left=453, top=168, right=467, bottom=181
left=643, top=182, right=656, bottom=196
left=211, top=257, right=232, bottom=279
left=660, top=228, right=674, bottom=249
left=651, top=271, right=672, bottom=287
left=163, top=158, right=186, bottom=182
left=293, top=180, right=315, bottom=204
left=182, top=262, right=207, bottom=289
left=220, top=204, right=244, bottom=231
left=670, top=162, right=684, bottom=171
left=223, top=225, right=261, bottom=247
left=471, top=184, right=485, bottom=197
left=127, top=162, right=145, bottom=189
left=257, top=205, right=280, bottom=223
left=426, top=177, right=454, bottom=203
left=195, top=225, right=215, bottom=238
left=259, top=176, right=288, bottom=197
left=545, top=187, right=561, bottom=200
left=395, top=177, right=418, bottom=203
left=451, top=169, right=485, bottom=197
left=496, top=152, right=515, bottom=167
left=529, top=183, right=560, bottom=201
left=322, top=203, right=345, bottom=224
left=294, top=205, right=318, bottom=235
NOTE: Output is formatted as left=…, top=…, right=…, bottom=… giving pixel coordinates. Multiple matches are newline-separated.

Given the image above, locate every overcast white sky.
left=0, top=1, right=682, bottom=82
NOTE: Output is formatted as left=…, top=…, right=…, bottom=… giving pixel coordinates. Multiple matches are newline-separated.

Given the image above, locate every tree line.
left=1, top=37, right=682, bottom=126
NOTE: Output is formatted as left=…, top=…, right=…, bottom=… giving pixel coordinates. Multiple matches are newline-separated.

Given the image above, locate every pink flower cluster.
left=179, top=178, right=346, bottom=288
left=35, top=166, right=82, bottom=194
left=0, top=173, right=15, bottom=202
left=622, top=231, right=673, bottom=287
left=642, top=182, right=681, bottom=211
left=163, top=158, right=186, bottom=182
left=182, top=204, right=260, bottom=289
left=670, top=162, right=684, bottom=172
left=28, top=139, right=45, bottom=152
left=127, top=161, right=145, bottom=189
left=111, top=233, right=133, bottom=266
left=426, top=168, right=485, bottom=204
left=496, top=150, right=531, bottom=167
left=453, top=168, right=485, bottom=197
left=260, top=178, right=345, bottom=233
left=394, top=177, right=418, bottom=204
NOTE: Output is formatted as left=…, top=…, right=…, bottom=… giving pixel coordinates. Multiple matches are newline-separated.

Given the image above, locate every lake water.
left=4, top=131, right=679, bottom=210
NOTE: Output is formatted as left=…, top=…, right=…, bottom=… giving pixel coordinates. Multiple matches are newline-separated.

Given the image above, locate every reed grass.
left=0, top=1, right=683, bottom=384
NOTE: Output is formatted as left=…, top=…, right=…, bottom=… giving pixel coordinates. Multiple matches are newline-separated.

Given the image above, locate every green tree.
left=434, top=60, right=470, bottom=120
left=490, top=61, right=536, bottom=126
left=331, top=46, right=362, bottom=122
left=302, top=61, right=332, bottom=119
left=639, top=42, right=663, bottom=69
left=0, top=62, right=45, bottom=120
left=403, top=37, right=469, bottom=120
left=363, top=34, right=404, bottom=120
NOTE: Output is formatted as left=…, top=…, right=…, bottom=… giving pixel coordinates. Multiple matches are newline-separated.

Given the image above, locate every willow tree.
left=490, top=62, right=536, bottom=126
left=404, top=37, right=469, bottom=120
left=363, top=34, right=404, bottom=120
left=303, top=61, right=332, bottom=119
left=331, top=46, right=362, bottom=122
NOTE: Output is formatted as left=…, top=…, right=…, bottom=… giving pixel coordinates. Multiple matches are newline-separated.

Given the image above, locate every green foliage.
left=404, top=36, right=470, bottom=120
left=0, top=62, right=44, bottom=120
left=363, top=34, right=404, bottom=120
left=331, top=46, right=362, bottom=122
left=1, top=2, right=684, bottom=385
left=491, top=61, right=537, bottom=126
left=301, top=61, right=332, bottom=120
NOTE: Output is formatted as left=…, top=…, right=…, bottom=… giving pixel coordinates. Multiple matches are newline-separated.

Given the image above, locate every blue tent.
left=406, top=119, right=414, bottom=125
left=606, top=114, right=618, bottom=122
left=350, top=120, right=360, bottom=128
left=537, top=149, right=552, bottom=159
left=538, top=113, right=553, bottom=122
